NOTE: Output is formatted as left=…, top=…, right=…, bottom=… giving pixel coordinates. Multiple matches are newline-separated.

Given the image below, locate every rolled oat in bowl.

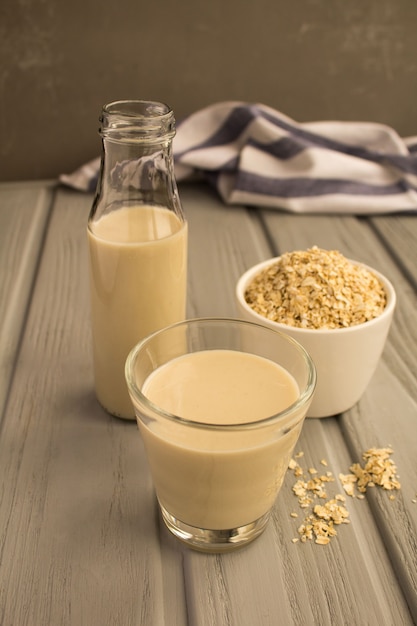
left=244, top=246, right=387, bottom=330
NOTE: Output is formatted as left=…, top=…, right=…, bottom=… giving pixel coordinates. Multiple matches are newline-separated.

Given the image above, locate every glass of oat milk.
left=87, top=101, right=187, bottom=419
left=125, top=318, right=316, bottom=552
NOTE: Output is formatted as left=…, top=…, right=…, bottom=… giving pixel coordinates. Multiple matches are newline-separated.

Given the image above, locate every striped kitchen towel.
left=60, top=101, right=417, bottom=214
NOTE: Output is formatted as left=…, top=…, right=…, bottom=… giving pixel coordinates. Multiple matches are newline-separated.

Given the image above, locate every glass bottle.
left=87, top=100, right=188, bottom=419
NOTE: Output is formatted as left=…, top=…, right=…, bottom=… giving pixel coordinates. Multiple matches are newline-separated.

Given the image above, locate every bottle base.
left=96, top=396, right=136, bottom=421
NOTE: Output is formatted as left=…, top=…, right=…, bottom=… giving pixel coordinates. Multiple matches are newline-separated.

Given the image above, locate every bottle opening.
left=100, top=100, right=175, bottom=141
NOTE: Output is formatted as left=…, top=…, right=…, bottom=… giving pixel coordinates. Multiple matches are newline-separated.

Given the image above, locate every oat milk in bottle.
left=87, top=100, right=188, bottom=419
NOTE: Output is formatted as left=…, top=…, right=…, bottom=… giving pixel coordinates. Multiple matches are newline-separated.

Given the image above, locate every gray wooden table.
left=0, top=180, right=416, bottom=626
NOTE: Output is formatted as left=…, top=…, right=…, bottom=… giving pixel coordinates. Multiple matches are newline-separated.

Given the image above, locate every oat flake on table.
left=288, top=447, right=401, bottom=545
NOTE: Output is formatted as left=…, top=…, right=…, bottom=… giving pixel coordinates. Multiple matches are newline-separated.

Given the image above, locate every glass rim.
left=99, top=100, right=175, bottom=141
left=125, top=317, right=317, bottom=431
left=102, top=99, right=173, bottom=119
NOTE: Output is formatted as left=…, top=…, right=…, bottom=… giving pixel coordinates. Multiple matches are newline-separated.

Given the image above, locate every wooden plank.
left=258, top=209, right=417, bottom=621
left=371, top=214, right=417, bottom=287
left=0, top=187, right=187, bottom=626
left=338, top=363, right=417, bottom=622
left=0, top=181, right=54, bottom=420
left=0, top=182, right=415, bottom=625
left=181, top=182, right=271, bottom=319
left=183, top=422, right=412, bottom=625
left=180, top=195, right=414, bottom=624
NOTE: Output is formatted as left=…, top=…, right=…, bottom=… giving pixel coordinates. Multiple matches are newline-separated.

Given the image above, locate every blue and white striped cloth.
left=60, top=101, right=417, bottom=214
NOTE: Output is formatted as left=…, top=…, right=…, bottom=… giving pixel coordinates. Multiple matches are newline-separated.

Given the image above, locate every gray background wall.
left=1, top=0, right=416, bottom=182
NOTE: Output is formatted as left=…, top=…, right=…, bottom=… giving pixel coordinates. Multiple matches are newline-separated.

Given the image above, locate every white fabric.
left=60, top=101, right=417, bottom=214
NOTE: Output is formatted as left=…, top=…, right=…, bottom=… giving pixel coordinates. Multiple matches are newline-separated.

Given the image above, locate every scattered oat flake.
left=340, top=447, right=401, bottom=497
left=289, top=452, right=350, bottom=546
left=320, top=459, right=328, bottom=467
left=315, top=536, right=331, bottom=545
left=288, top=447, right=400, bottom=546
left=339, top=473, right=357, bottom=497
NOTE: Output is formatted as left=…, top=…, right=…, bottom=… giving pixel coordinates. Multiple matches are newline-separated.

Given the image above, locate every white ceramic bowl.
left=236, top=256, right=396, bottom=418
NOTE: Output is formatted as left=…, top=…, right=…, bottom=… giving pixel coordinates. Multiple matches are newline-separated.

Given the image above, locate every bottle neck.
left=90, top=101, right=183, bottom=220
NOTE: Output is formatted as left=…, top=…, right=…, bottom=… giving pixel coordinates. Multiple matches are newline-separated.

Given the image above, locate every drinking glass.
left=125, top=318, right=316, bottom=552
